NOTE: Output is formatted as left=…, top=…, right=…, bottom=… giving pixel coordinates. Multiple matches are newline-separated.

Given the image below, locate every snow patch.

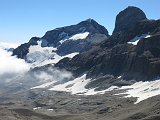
left=26, top=43, right=56, bottom=66
left=69, top=32, right=89, bottom=40
left=128, top=34, right=151, bottom=45
left=33, top=52, right=78, bottom=67
left=59, top=38, right=69, bottom=44
left=59, top=31, right=89, bottom=44
left=105, top=86, right=119, bottom=91
left=33, top=107, right=41, bottom=110
left=118, top=79, right=160, bottom=103
left=49, top=74, right=89, bottom=94
left=117, top=76, right=122, bottom=79
left=105, top=79, right=160, bottom=104
left=49, top=74, right=115, bottom=95
left=26, top=41, right=78, bottom=67
left=47, top=109, right=54, bottom=111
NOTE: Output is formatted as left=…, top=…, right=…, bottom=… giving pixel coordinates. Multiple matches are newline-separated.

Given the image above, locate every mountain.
left=10, top=6, right=160, bottom=101
left=11, top=6, right=160, bottom=97
left=2, top=6, right=160, bottom=120
left=55, top=6, right=160, bottom=82
left=13, top=19, right=109, bottom=59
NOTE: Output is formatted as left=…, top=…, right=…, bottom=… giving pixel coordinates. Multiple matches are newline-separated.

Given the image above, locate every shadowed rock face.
left=113, top=6, right=147, bottom=34
left=56, top=33, right=160, bottom=81
left=55, top=7, right=160, bottom=81
left=100, top=6, right=160, bottom=49
left=101, top=19, right=160, bottom=49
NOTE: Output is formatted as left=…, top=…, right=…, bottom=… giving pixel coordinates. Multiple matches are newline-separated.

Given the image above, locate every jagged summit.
left=79, top=18, right=99, bottom=25
left=78, top=18, right=109, bottom=36
left=113, top=6, right=147, bottom=34
left=82, top=18, right=95, bottom=23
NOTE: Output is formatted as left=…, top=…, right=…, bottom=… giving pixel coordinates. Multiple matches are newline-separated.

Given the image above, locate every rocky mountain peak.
left=79, top=18, right=99, bottom=26
left=78, top=18, right=109, bottom=36
left=13, top=19, right=109, bottom=58
left=40, top=19, right=109, bottom=48
left=113, top=6, right=147, bottom=34
left=82, top=18, right=95, bottom=23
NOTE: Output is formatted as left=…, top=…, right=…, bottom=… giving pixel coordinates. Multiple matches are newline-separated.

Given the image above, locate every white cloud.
left=33, top=67, right=73, bottom=83
left=0, top=42, right=73, bottom=86
left=31, top=67, right=73, bottom=89
left=0, top=46, right=30, bottom=81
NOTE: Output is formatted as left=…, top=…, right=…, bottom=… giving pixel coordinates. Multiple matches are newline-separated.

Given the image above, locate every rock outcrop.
left=113, top=6, right=147, bottom=34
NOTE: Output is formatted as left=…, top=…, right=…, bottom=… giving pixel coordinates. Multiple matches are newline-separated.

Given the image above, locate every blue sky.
left=0, top=0, right=159, bottom=43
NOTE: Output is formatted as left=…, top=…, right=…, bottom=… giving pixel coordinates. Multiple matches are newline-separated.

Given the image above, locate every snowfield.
left=32, top=74, right=119, bottom=96
left=32, top=73, right=160, bottom=104
left=59, top=32, right=90, bottom=44
left=116, top=79, right=160, bottom=104
left=49, top=74, right=89, bottom=94
left=128, top=34, right=151, bottom=45
left=26, top=41, right=78, bottom=67
left=69, top=32, right=89, bottom=40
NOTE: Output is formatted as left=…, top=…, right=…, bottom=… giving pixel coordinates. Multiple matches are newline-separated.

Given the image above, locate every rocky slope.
left=55, top=6, right=160, bottom=82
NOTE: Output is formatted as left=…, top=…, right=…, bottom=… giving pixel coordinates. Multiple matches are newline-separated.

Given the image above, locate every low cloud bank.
left=0, top=42, right=73, bottom=86
left=0, top=48, right=30, bottom=75
left=33, top=67, right=73, bottom=83
left=0, top=42, right=30, bottom=82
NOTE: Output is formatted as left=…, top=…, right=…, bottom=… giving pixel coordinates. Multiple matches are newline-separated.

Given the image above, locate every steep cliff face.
left=55, top=7, right=160, bottom=81
left=113, top=6, right=147, bottom=34
left=102, top=7, right=160, bottom=47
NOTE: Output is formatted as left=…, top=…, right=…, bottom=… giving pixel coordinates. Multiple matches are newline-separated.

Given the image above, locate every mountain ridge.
left=55, top=6, right=160, bottom=82
left=2, top=6, right=160, bottom=120
left=12, top=6, right=160, bottom=83
left=13, top=18, right=109, bottom=58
